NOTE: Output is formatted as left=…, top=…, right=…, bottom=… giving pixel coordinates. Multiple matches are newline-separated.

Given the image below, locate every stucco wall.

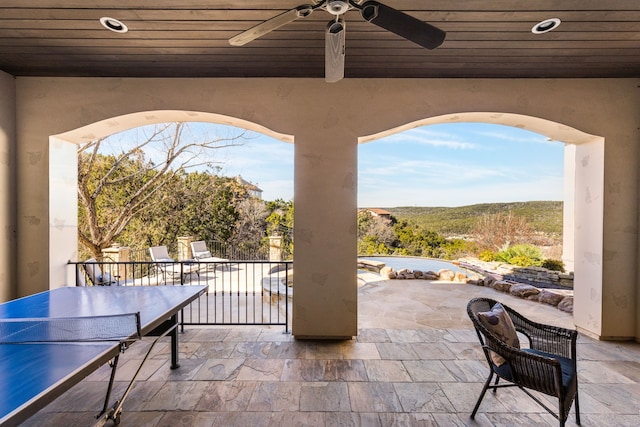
left=0, top=71, right=16, bottom=302
left=10, top=77, right=640, bottom=340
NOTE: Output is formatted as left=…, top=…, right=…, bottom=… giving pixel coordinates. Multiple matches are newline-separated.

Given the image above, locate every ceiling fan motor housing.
left=327, top=0, right=350, bottom=15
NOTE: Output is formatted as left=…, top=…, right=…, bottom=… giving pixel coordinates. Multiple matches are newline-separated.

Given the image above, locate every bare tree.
left=78, top=122, right=247, bottom=258
left=473, top=211, right=536, bottom=251
left=230, top=198, right=269, bottom=253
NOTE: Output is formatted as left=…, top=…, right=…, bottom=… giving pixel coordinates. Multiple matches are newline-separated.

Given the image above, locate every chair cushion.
left=477, top=302, right=520, bottom=366
left=494, top=349, right=576, bottom=394
left=526, top=349, right=577, bottom=392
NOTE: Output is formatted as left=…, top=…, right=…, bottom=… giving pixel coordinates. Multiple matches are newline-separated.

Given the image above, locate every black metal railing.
left=68, top=259, right=291, bottom=332
left=200, top=241, right=269, bottom=261
left=127, top=241, right=270, bottom=263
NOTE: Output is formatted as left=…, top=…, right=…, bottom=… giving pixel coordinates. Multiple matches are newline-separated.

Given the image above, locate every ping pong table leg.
left=97, top=322, right=179, bottom=426
left=170, top=313, right=180, bottom=369
left=146, top=314, right=181, bottom=369
left=99, top=354, right=120, bottom=419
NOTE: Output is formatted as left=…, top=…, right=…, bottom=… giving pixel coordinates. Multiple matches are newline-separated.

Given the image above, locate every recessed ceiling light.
left=100, top=17, right=128, bottom=33
left=531, top=18, right=561, bottom=34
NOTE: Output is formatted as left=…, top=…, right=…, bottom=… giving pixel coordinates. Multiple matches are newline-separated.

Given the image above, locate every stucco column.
left=177, top=235, right=195, bottom=260
left=562, top=144, right=575, bottom=273
left=269, top=235, right=283, bottom=261
left=293, top=127, right=358, bottom=339
left=0, top=71, right=16, bottom=302
left=101, top=244, right=130, bottom=280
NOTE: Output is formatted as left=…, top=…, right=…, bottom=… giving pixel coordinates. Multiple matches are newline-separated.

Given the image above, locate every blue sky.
left=110, top=122, right=565, bottom=207
left=357, top=123, right=564, bottom=207
left=215, top=122, right=564, bottom=207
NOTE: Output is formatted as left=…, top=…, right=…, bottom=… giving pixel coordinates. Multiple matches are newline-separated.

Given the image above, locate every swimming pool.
left=358, top=256, right=470, bottom=274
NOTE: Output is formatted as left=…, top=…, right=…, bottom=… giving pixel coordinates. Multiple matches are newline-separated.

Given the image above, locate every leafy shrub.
left=509, top=255, right=542, bottom=267
left=494, top=244, right=543, bottom=266
left=478, top=250, right=496, bottom=262
left=541, top=258, right=565, bottom=272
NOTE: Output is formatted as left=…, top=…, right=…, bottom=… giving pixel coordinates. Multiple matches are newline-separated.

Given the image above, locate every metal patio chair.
left=189, top=240, right=230, bottom=270
left=82, top=258, right=119, bottom=286
left=466, top=297, right=580, bottom=427
left=149, top=245, right=199, bottom=284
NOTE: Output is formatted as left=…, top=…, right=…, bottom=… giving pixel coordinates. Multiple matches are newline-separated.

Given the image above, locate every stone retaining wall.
left=457, top=257, right=574, bottom=289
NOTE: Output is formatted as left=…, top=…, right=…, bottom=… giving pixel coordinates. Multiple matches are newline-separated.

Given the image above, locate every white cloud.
left=378, top=128, right=478, bottom=150
left=476, top=130, right=554, bottom=145
left=359, top=159, right=506, bottom=185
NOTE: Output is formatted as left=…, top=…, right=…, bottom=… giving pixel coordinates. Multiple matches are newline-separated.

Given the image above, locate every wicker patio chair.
left=467, top=297, right=580, bottom=427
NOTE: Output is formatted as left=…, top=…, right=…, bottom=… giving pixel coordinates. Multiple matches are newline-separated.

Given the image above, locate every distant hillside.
left=383, top=201, right=563, bottom=237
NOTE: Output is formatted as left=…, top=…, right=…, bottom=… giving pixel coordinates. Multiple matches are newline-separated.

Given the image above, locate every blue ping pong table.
left=0, top=285, right=207, bottom=427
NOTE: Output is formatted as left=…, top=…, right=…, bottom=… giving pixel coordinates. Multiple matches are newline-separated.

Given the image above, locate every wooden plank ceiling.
left=0, top=1, right=639, bottom=79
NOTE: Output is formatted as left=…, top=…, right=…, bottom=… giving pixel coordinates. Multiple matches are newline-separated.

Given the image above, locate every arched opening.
left=359, top=112, right=604, bottom=338
left=49, top=110, right=294, bottom=288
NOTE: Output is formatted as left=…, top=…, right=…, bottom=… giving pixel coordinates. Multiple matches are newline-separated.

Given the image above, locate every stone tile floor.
left=24, top=281, right=640, bottom=426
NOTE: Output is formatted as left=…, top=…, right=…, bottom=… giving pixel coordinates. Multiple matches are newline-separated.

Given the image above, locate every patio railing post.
left=101, top=244, right=130, bottom=280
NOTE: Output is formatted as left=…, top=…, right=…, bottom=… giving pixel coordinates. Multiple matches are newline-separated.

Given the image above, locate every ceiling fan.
left=229, top=1, right=446, bottom=83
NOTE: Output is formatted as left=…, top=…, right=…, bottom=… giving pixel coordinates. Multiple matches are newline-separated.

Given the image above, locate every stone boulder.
left=483, top=275, right=497, bottom=288
left=380, top=266, right=394, bottom=278
left=454, top=272, right=468, bottom=283
left=558, top=297, right=574, bottom=313
left=539, top=289, right=568, bottom=306
left=438, top=269, right=456, bottom=281
left=423, top=271, right=439, bottom=280
left=510, top=284, right=540, bottom=299
left=492, top=280, right=513, bottom=293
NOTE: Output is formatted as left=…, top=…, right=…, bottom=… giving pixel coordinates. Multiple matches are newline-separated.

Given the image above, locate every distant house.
left=236, top=175, right=263, bottom=199
left=361, top=208, right=392, bottom=221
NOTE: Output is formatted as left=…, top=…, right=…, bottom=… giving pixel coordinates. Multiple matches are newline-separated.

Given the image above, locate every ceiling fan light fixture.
left=532, top=18, right=561, bottom=34
left=325, top=18, right=346, bottom=83
left=99, top=17, right=128, bottom=33
left=296, top=5, right=314, bottom=18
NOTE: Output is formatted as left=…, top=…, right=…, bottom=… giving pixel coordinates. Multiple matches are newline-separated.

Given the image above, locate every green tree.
left=206, top=177, right=246, bottom=243
left=394, top=219, right=446, bottom=257
left=357, top=210, right=398, bottom=255
left=117, top=172, right=247, bottom=252
left=265, top=199, right=294, bottom=259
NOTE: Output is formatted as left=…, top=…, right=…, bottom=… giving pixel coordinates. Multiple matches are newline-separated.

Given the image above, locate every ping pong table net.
left=0, top=313, right=141, bottom=346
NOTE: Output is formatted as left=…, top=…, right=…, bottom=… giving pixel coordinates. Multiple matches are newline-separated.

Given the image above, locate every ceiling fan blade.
left=360, top=1, right=445, bottom=50
left=325, top=19, right=346, bottom=83
left=230, top=5, right=314, bottom=46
